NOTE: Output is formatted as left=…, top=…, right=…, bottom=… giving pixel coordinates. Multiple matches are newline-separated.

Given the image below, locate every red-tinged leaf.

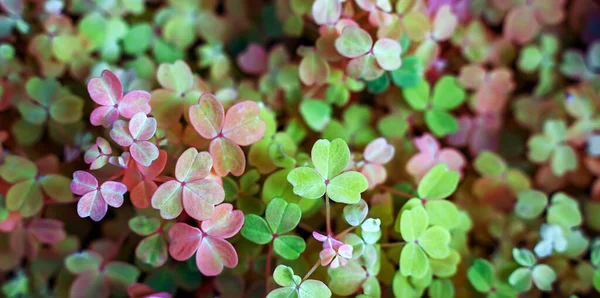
left=209, top=138, right=246, bottom=177
left=458, top=64, right=486, bottom=90
left=175, top=148, right=212, bottom=182
left=138, top=150, right=167, bottom=179
left=151, top=180, right=184, bottom=219
left=347, top=53, right=384, bottom=81
left=168, top=222, right=202, bottom=261
left=130, top=179, right=157, bottom=209
left=28, top=218, right=66, bottom=244
left=312, top=0, right=342, bottom=25
left=90, top=105, right=119, bottom=127
left=130, top=141, right=159, bottom=167
left=128, top=283, right=171, bottom=298
left=182, top=179, right=225, bottom=221
left=201, top=203, right=244, bottom=238
left=222, top=101, right=266, bottom=146
left=100, top=181, right=127, bottom=208
left=432, top=5, right=458, bottom=41
left=373, top=38, right=402, bottom=71
left=504, top=6, right=539, bottom=44
left=364, top=137, right=395, bottom=164
left=7, top=179, right=43, bottom=217
left=35, top=155, right=59, bottom=175
left=10, top=223, right=35, bottom=259
left=299, top=52, right=330, bottom=86
left=189, top=93, right=225, bottom=139
left=0, top=212, right=21, bottom=232
left=362, top=163, right=387, bottom=189
left=237, top=44, right=268, bottom=75
left=69, top=271, right=109, bottom=298
left=77, top=191, right=108, bottom=222
left=118, top=90, right=151, bottom=119
left=195, top=237, right=238, bottom=276
left=129, top=113, right=156, bottom=141
left=110, top=120, right=134, bottom=147
left=87, top=70, right=122, bottom=106
left=157, top=60, right=194, bottom=94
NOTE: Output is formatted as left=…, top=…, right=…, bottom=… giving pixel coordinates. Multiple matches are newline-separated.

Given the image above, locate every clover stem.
left=336, top=226, right=356, bottom=239
left=325, top=194, right=332, bottom=235
left=378, top=185, right=413, bottom=198
left=380, top=241, right=406, bottom=248
left=100, top=231, right=129, bottom=269
left=265, top=241, right=273, bottom=295
left=302, top=259, right=321, bottom=282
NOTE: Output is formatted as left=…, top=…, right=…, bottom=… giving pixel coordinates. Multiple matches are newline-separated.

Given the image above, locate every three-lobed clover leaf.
left=124, top=150, right=167, bottom=209
left=151, top=147, right=224, bottom=221
left=406, top=133, right=465, bottom=183
left=508, top=248, right=557, bottom=292
left=17, top=77, right=84, bottom=126
left=71, top=171, right=127, bottom=222
left=87, top=69, right=151, bottom=127
left=241, top=198, right=305, bottom=260
left=287, top=138, right=368, bottom=204
left=402, top=75, right=466, bottom=137
left=189, top=93, right=267, bottom=176
left=168, top=203, right=243, bottom=276
left=0, top=155, right=72, bottom=217
left=84, top=137, right=112, bottom=170
left=467, top=258, right=517, bottom=297
left=360, top=137, right=395, bottom=189
left=128, top=215, right=168, bottom=267
left=533, top=224, right=567, bottom=258
left=109, top=112, right=159, bottom=167
left=399, top=205, right=451, bottom=278
left=527, top=119, right=577, bottom=176
left=267, top=265, right=332, bottom=298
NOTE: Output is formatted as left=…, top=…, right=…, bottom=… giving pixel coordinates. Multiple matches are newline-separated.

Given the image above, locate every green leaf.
left=400, top=206, right=428, bottom=242
left=429, top=279, right=455, bottom=298
left=515, top=190, right=548, bottom=219
left=65, top=251, right=103, bottom=274
left=312, top=138, right=350, bottom=180
left=512, top=248, right=536, bottom=267
left=273, top=235, right=305, bottom=260
left=508, top=267, right=532, bottom=292
left=343, top=199, right=368, bottom=227
left=104, top=262, right=140, bottom=286
left=241, top=214, right=273, bottom=244
left=300, top=99, right=331, bottom=132
left=417, top=163, right=459, bottom=200
left=136, top=233, right=168, bottom=267
left=467, top=259, right=494, bottom=293
left=548, top=195, right=582, bottom=228
left=366, top=74, right=389, bottom=94
left=400, top=242, right=428, bottom=278
left=432, top=76, right=465, bottom=110
left=328, top=261, right=367, bottom=296
left=266, top=287, right=298, bottom=298
left=298, top=280, right=331, bottom=298
left=425, top=200, right=459, bottom=229
left=424, top=109, right=458, bottom=137
left=518, top=46, right=542, bottom=73
left=266, top=198, right=302, bottom=234
left=0, top=155, right=37, bottom=183
left=287, top=167, right=326, bottom=199
left=531, top=264, right=556, bottom=291
left=474, top=151, right=507, bottom=177
left=128, top=216, right=161, bottom=236
left=418, top=226, right=451, bottom=259
left=402, top=80, right=429, bottom=111
left=335, top=26, right=372, bottom=58
left=7, top=179, right=42, bottom=217
left=39, top=174, right=72, bottom=202
left=551, top=144, right=577, bottom=176
left=326, top=171, right=368, bottom=204
left=390, top=55, right=423, bottom=88
left=123, top=23, right=153, bottom=55
left=273, top=265, right=300, bottom=287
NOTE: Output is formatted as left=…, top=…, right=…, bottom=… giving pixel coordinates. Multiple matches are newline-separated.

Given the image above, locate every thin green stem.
left=325, top=194, right=332, bottom=235
left=302, top=259, right=321, bottom=282
left=336, top=226, right=356, bottom=238
left=265, top=241, right=273, bottom=295
left=378, top=185, right=413, bottom=198
left=380, top=242, right=406, bottom=248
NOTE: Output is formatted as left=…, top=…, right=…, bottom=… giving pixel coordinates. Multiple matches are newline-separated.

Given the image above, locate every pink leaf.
left=182, top=180, right=225, bottom=221
left=414, top=134, right=440, bottom=156
left=504, top=6, right=539, bottom=44
left=237, top=44, right=268, bottom=75
left=222, top=101, right=266, bottom=146
left=151, top=180, right=184, bottom=219
left=129, top=113, right=157, bottom=141
left=195, top=237, right=238, bottom=276
left=100, top=181, right=127, bottom=208
left=77, top=191, right=108, bottom=222
left=69, top=271, right=109, bottom=298
left=362, top=163, right=387, bottom=189
left=372, top=38, right=402, bottom=71
left=175, top=148, right=212, bottom=183
left=28, top=219, right=66, bottom=244
left=130, top=179, right=157, bottom=209
left=458, top=64, right=486, bottom=90
left=118, top=90, right=152, bottom=118
left=90, top=106, right=119, bottom=128
left=110, top=120, right=134, bottom=147
left=201, top=203, right=244, bottom=238
left=168, top=222, right=202, bottom=261
left=312, top=0, right=342, bottom=25
left=312, top=232, right=328, bottom=242
left=209, top=138, right=246, bottom=177
left=438, top=149, right=466, bottom=177
left=189, top=93, right=224, bottom=140
left=364, top=137, right=395, bottom=164
left=138, top=150, right=167, bottom=178
left=87, top=70, right=122, bottom=106
left=432, top=5, right=458, bottom=41
left=130, top=141, right=159, bottom=167
left=405, top=154, right=437, bottom=182
left=71, top=171, right=98, bottom=195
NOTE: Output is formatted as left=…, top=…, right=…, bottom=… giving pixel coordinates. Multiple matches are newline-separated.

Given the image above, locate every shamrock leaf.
left=84, top=137, right=112, bottom=170
left=87, top=70, right=151, bottom=127
left=287, top=139, right=368, bottom=204
left=71, top=171, right=127, bottom=222
left=189, top=93, right=266, bottom=176
left=533, top=224, right=567, bottom=258
left=151, top=147, right=224, bottom=221
left=168, top=204, right=243, bottom=276
left=528, top=120, right=577, bottom=177
left=129, top=216, right=167, bottom=267
left=109, top=112, right=159, bottom=166
left=508, top=248, right=556, bottom=292
left=406, top=133, right=465, bottom=183
left=360, top=137, right=395, bottom=189
left=267, top=265, right=332, bottom=298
